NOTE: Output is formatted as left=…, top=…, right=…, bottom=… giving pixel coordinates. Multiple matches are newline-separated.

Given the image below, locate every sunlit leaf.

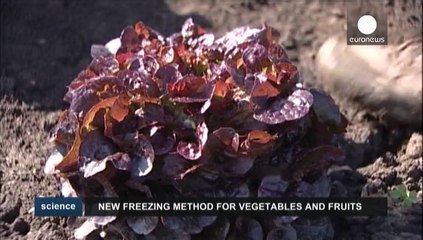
left=168, top=75, right=214, bottom=103
left=253, top=89, right=313, bottom=124
left=177, top=122, right=208, bottom=160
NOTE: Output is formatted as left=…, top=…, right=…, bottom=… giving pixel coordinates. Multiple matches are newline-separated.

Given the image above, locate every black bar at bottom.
left=83, top=197, right=387, bottom=217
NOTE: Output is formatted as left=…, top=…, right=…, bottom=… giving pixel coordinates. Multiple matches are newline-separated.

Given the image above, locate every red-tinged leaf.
left=168, top=75, right=214, bottom=103
left=241, top=130, right=276, bottom=155
left=258, top=175, right=289, bottom=198
left=120, top=26, right=141, bottom=50
left=66, top=57, right=118, bottom=95
left=115, top=50, right=133, bottom=66
left=268, top=43, right=288, bottom=64
left=213, top=127, right=240, bottom=152
left=210, top=80, right=233, bottom=111
left=55, top=130, right=81, bottom=173
left=130, top=95, right=160, bottom=105
left=64, top=70, right=96, bottom=101
left=253, top=89, right=313, bottom=124
left=174, top=44, right=194, bottom=67
left=247, top=130, right=274, bottom=144
left=290, top=146, right=345, bottom=181
left=68, top=77, right=127, bottom=118
left=242, top=43, right=271, bottom=72
left=251, top=78, right=280, bottom=108
left=110, top=95, right=129, bottom=122
left=115, top=26, right=142, bottom=66
left=225, top=58, right=245, bottom=87
left=213, top=80, right=231, bottom=99
left=274, top=62, right=299, bottom=86
left=104, top=109, right=114, bottom=138
left=134, top=21, right=154, bottom=40
left=81, top=96, right=119, bottom=130
left=118, top=70, right=160, bottom=97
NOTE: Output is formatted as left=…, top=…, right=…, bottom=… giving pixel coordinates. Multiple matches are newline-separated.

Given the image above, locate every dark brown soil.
left=1, top=0, right=421, bottom=239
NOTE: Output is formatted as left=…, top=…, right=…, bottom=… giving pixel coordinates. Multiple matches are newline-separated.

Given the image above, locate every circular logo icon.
left=357, top=15, right=377, bottom=35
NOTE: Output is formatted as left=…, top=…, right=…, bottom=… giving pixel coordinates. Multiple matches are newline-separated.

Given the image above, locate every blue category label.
left=34, top=197, right=83, bottom=216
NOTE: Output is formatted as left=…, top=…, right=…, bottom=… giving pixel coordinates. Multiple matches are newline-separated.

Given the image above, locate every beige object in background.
left=315, top=37, right=422, bottom=127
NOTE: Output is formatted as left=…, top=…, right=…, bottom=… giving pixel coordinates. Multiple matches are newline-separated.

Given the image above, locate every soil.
left=0, top=0, right=421, bottom=239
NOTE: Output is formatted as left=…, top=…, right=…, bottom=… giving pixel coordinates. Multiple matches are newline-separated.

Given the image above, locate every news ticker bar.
left=34, top=197, right=387, bottom=217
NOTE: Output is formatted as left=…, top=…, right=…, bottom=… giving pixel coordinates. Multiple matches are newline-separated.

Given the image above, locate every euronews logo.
left=347, top=9, right=387, bottom=45
left=357, top=15, right=377, bottom=35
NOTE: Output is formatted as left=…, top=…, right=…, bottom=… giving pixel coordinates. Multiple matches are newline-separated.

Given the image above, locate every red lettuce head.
left=45, top=19, right=346, bottom=239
